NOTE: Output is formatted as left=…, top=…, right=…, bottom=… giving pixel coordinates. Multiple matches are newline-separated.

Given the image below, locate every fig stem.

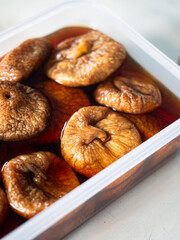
left=83, top=125, right=107, bottom=145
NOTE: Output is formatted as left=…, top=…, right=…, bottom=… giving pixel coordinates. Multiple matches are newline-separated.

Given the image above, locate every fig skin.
left=94, top=76, right=162, bottom=114
left=61, top=106, right=141, bottom=178
left=0, top=38, right=52, bottom=82
left=32, top=78, right=90, bottom=144
left=121, top=105, right=177, bottom=141
left=121, top=113, right=162, bottom=141
left=2, top=152, right=80, bottom=219
left=0, top=81, right=51, bottom=141
left=0, top=188, right=8, bottom=225
left=46, top=30, right=126, bottom=87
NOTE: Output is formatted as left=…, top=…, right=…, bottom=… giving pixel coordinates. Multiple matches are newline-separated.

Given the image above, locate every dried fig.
left=0, top=38, right=52, bottom=82
left=2, top=151, right=80, bottom=219
left=0, top=188, right=8, bottom=225
left=46, top=30, right=126, bottom=87
left=32, top=78, right=90, bottom=144
left=124, top=106, right=178, bottom=141
left=94, top=76, right=161, bottom=114
left=61, top=106, right=141, bottom=177
left=0, top=81, right=51, bottom=141
left=121, top=113, right=162, bottom=141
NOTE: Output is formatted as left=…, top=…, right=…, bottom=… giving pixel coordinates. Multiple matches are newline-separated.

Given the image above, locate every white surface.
left=0, top=1, right=180, bottom=240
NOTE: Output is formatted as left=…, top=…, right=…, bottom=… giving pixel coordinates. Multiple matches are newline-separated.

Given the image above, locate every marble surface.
left=0, top=1, right=180, bottom=240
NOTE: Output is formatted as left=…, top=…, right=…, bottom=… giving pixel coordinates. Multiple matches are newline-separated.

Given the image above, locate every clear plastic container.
left=1, top=1, right=179, bottom=239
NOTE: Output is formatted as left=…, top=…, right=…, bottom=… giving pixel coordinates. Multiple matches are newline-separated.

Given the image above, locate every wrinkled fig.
left=2, top=151, right=80, bottom=219
left=94, top=76, right=161, bottom=114
left=0, top=81, right=51, bottom=141
left=121, top=113, right=162, bottom=141
left=32, top=78, right=90, bottom=144
left=0, top=38, right=52, bottom=82
left=0, top=188, right=8, bottom=225
left=61, top=106, right=141, bottom=177
left=46, top=30, right=126, bottom=87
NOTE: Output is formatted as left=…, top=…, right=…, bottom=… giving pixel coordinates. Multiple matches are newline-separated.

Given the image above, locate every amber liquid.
left=0, top=26, right=180, bottom=238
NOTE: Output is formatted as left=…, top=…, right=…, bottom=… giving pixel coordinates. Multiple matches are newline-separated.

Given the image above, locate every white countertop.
left=0, top=1, right=180, bottom=239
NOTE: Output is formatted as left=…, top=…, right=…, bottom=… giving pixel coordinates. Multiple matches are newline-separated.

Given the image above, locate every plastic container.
left=1, top=1, right=180, bottom=239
